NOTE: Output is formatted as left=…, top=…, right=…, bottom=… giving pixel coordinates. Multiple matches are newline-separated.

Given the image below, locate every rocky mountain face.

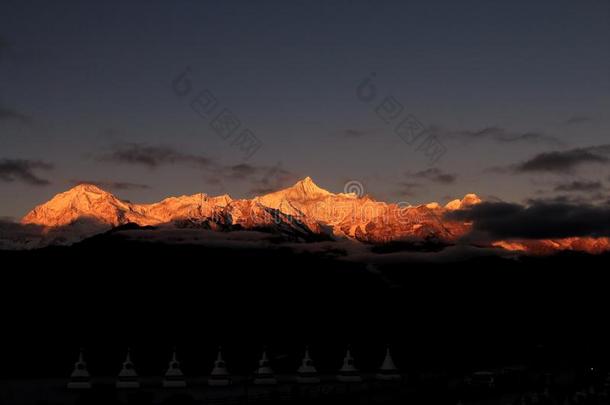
left=20, top=178, right=479, bottom=246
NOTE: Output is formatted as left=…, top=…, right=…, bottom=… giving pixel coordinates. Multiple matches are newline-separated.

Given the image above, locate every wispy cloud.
left=247, top=163, right=298, bottom=195
left=395, top=168, right=456, bottom=197
left=100, top=143, right=212, bottom=168
left=0, top=35, right=10, bottom=61
left=511, top=145, right=610, bottom=174
left=525, top=194, right=608, bottom=206
left=396, top=181, right=423, bottom=197
left=225, top=163, right=259, bottom=180
left=564, top=115, right=592, bottom=125
left=98, top=142, right=298, bottom=195
left=216, top=162, right=298, bottom=195
left=0, top=159, right=53, bottom=186
left=553, top=180, right=603, bottom=193
left=409, top=168, right=456, bottom=184
left=0, top=106, right=32, bottom=125
left=432, top=125, right=562, bottom=146
left=340, top=128, right=378, bottom=138
left=69, top=179, right=150, bottom=191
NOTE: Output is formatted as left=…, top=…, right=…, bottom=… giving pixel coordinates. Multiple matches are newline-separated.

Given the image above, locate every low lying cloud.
left=0, top=219, right=46, bottom=250
left=0, top=159, right=53, bottom=186
left=69, top=179, right=150, bottom=191
left=447, top=201, right=610, bottom=239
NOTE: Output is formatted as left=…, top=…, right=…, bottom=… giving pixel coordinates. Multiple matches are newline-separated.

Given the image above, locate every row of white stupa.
left=68, top=347, right=401, bottom=389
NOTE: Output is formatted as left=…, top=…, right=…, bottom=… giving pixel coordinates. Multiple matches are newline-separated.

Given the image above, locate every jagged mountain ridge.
left=21, top=177, right=480, bottom=245
left=17, top=178, right=610, bottom=253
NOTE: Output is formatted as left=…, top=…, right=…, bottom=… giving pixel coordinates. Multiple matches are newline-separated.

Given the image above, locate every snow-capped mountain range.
left=19, top=177, right=480, bottom=246
left=13, top=177, right=610, bottom=254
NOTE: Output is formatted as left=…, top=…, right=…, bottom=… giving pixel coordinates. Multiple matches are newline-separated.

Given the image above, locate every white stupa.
left=163, top=348, right=186, bottom=388
left=208, top=347, right=231, bottom=386
left=253, top=349, right=277, bottom=385
left=296, top=346, right=320, bottom=384
left=116, top=348, right=140, bottom=389
left=375, top=346, right=401, bottom=381
left=337, top=347, right=362, bottom=383
left=67, top=348, right=91, bottom=389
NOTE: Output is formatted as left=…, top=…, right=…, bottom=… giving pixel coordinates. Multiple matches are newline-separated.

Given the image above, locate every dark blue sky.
left=1, top=0, right=609, bottom=218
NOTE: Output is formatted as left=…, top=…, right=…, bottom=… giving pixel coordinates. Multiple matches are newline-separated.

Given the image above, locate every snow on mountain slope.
left=19, top=177, right=482, bottom=247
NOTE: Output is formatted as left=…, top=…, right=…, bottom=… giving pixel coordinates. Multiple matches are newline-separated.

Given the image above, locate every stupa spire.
left=116, top=348, right=140, bottom=389
left=253, top=347, right=277, bottom=385
left=208, top=346, right=231, bottom=386
left=163, top=347, right=186, bottom=388
left=67, top=348, right=91, bottom=389
left=337, top=345, right=362, bottom=382
left=376, top=345, right=401, bottom=381
left=297, top=345, right=320, bottom=384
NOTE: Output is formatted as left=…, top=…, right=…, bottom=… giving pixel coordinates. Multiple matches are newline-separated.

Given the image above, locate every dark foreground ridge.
left=2, top=235, right=610, bottom=404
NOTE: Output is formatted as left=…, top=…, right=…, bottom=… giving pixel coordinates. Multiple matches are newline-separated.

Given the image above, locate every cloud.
left=100, top=143, right=212, bottom=168
left=396, top=181, right=423, bottom=197
left=341, top=129, right=376, bottom=138
left=410, top=168, right=456, bottom=184
left=525, top=194, right=607, bottom=206
left=0, top=35, right=10, bottom=60
left=204, top=161, right=298, bottom=194
left=98, top=142, right=299, bottom=195
left=554, top=181, right=603, bottom=193
left=512, top=145, right=610, bottom=174
left=69, top=179, right=150, bottom=191
left=446, top=201, right=610, bottom=239
left=226, top=163, right=258, bottom=180
left=246, top=162, right=299, bottom=195
left=564, top=115, right=592, bottom=125
left=395, top=168, right=455, bottom=197
left=433, top=125, right=561, bottom=146
left=0, top=219, right=46, bottom=250
left=0, top=159, right=53, bottom=185
left=0, top=106, right=32, bottom=125
left=203, top=176, right=222, bottom=186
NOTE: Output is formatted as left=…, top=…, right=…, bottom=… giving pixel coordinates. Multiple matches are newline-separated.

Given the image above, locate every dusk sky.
left=1, top=0, right=609, bottom=220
